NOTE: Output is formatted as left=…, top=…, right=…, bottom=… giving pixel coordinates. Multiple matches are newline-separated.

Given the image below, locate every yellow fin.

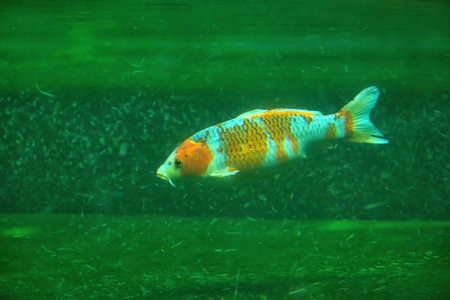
left=340, top=86, right=388, bottom=144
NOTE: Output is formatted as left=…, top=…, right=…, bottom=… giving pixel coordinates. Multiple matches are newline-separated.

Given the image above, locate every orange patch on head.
left=339, top=109, right=354, bottom=136
left=174, top=140, right=213, bottom=177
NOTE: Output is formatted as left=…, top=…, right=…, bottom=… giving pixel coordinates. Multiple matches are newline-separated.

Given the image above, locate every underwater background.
left=0, top=0, right=449, bottom=299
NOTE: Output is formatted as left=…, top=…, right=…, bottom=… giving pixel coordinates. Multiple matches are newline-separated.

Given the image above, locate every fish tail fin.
left=339, top=86, right=388, bottom=144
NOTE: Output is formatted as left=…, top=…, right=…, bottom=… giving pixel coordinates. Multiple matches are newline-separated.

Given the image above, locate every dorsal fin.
left=237, top=109, right=267, bottom=118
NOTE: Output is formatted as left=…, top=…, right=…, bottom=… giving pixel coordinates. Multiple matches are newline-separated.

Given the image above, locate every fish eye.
left=174, top=159, right=183, bottom=168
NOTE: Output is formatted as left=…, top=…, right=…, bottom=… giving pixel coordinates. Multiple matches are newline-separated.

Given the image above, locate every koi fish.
left=157, top=86, right=388, bottom=186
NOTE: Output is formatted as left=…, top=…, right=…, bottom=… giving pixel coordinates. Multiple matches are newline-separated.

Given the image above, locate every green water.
left=1, top=214, right=449, bottom=299
left=1, top=0, right=449, bottom=299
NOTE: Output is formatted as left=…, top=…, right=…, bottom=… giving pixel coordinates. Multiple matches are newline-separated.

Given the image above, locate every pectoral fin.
left=210, top=170, right=240, bottom=178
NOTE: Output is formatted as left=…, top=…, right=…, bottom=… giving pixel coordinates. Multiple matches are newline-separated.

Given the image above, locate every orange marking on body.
left=293, top=111, right=314, bottom=126
left=175, top=140, right=213, bottom=177
left=326, top=123, right=337, bottom=140
left=338, top=109, right=354, bottom=137
left=258, top=112, right=296, bottom=163
left=220, top=119, right=269, bottom=171
left=257, top=110, right=314, bottom=127
left=255, top=110, right=313, bottom=119
left=303, top=115, right=313, bottom=126
left=287, top=134, right=300, bottom=154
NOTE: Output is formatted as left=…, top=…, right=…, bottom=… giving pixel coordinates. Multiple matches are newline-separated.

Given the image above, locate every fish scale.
left=200, top=119, right=269, bottom=170
left=157, top=86, right=388, bottom=186
left=194, top=111, right=334, bottom=172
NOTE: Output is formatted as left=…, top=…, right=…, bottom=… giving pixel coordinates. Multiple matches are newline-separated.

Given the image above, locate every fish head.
left=157, top=139, right=213, bottom=186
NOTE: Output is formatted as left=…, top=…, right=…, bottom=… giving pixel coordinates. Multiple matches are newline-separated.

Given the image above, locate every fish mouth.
left=157, top=172, right=176, bottom=187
